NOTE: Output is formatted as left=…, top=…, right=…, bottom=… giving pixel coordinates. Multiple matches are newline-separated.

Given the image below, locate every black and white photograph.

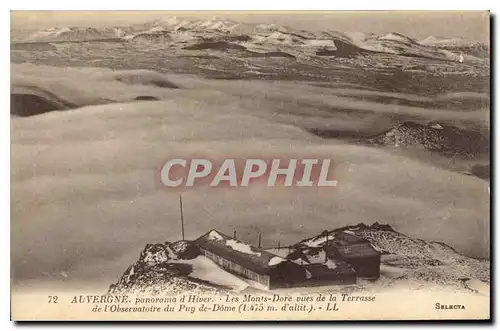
left=9, top=10, right=490, bottom=320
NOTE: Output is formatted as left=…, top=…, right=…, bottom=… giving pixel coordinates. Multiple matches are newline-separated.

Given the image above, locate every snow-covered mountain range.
left=11, top=16, right=489, bottom=63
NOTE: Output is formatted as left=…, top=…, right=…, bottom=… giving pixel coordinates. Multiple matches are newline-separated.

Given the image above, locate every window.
left=248, top=270, right=259, bottom=282
left=204, top=250, right=215, bottom=260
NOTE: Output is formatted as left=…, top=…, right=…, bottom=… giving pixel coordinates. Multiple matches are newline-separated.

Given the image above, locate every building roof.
left=195, top=229, right=294, bottom=275
left=334, top=231, right=369, bottom=244
left=323, top=231, right=381, bottom=259
left=328, top=242, right=381, bottom=259
left=305, top=260, right=356, bottom=278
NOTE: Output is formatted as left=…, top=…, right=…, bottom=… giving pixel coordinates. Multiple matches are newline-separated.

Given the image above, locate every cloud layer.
left=11, top=64, right=489, bottom=290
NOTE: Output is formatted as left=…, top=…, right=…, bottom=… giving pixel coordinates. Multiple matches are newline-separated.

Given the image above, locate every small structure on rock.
left=325, top=231, right=381, bottom=279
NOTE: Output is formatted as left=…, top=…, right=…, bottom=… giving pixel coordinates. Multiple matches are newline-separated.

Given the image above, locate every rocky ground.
left=365, top=121, right=489, bottom=158
left=108, top=240, right=223, bottom=295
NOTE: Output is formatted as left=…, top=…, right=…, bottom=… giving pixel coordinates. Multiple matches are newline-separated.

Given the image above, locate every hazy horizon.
left=11, top=10, right=490, bottom=42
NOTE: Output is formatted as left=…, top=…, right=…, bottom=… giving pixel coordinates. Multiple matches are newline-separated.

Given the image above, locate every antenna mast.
left=179, top=194, right=185, bottom=241
left=324, top=230, right=329, bottom=263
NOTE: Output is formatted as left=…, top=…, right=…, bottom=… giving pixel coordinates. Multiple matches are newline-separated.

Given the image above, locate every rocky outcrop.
left=183, top=41, right=246, bottom=51
left=316, top=39, right=372, bottom=58
left=108, top=240, right=222, bottom=296
left=10, top=85, right=78, bottom=117
left=367, top=121, right=489, bottom=157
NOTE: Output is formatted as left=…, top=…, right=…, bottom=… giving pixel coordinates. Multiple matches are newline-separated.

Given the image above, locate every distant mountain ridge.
left=10, top=16, right=489, bottom=63
left=12, top=26, right=127, bottom=42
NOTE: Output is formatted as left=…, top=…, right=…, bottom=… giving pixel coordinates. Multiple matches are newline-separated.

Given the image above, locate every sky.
left=11, top=11, right=490, bottom=41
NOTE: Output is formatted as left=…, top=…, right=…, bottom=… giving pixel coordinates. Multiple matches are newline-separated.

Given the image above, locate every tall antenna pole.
left=179, top=194, right=185, bottom=241
left=324, top=230, right=328, bottom=263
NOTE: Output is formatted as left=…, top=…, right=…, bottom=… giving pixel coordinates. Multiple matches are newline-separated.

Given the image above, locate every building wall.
left=199, top=246, right=362, bottom=289
left=200, top=248, right=271, bottom=288
left=268, top=262, right=307, bottom=289
left=295, top=274, right=357, bottom=287
left=345, top=256, right=380, bottom=279
left=326, top=245, right=381, bottom=280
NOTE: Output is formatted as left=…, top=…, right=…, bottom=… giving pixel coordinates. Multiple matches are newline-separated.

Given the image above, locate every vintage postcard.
left=10, top=10, right=490, bottom=321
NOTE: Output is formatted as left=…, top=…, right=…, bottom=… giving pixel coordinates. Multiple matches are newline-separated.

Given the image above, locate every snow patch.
left=303, top=39, right=337, bottom=48
left=379, top=33, right=415, bottom=44
left=268, top=256, right=287, bottom=266
left=293, top=258, right=309, bottom=265
left=226, top=239, right=262, bottom=256
left=304, top=236, right=329, bottom=248
left=308, top=250, right=327, bottom=264
left=185, top=256, right=248, bottom=291
left=465, top=279, right=489, bottom=296
left=208, top=230, right=224, bottom=241
left=266, top=248, right=290, bottom=258
left=325, top=259, right=337, bottom=270
left=165, top=245, right=176, bottom=259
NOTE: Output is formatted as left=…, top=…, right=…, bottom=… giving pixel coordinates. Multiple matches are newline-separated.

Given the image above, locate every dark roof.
left=329, top=243, right=381, bottom=259
left=195, top=230, right=295, bottom=275
left=334, top=231, right=369, bottom=244
left=323, top=231, right=381, bottom=259
left=305, top=260, right=355, bottom=278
